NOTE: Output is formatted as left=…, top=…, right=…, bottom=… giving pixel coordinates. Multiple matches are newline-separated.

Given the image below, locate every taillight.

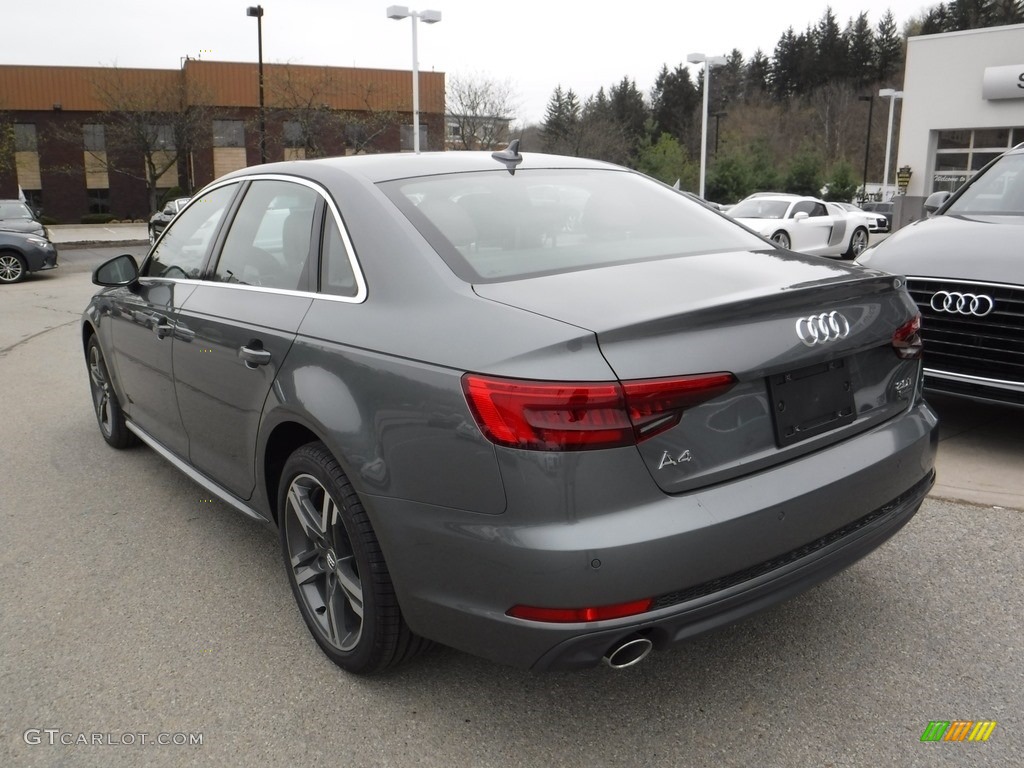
left=892, top=313, right=923, bottom=359
left=507, top=598, right=655, bottom=623
left=461, top=372, right=735, bottom=451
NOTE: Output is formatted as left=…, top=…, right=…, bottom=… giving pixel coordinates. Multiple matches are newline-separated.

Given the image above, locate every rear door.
left=172, top=177, right=321, bottom=499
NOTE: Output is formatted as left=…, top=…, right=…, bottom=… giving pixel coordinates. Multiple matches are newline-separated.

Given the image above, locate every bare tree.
left=266, top=65, right=404, bottom=157
left=0, top=111, right=14, bottom=177
left=446, top=72, right=519, bottom=150
left=81, top=67, right=214, bottom=212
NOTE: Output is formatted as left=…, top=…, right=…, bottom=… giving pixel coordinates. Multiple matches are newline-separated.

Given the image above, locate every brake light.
left=892, top=313, right=923, bottom=359
left=507, top=598, right=655, bottom=623
left=461, top=372, right=735, bottom=451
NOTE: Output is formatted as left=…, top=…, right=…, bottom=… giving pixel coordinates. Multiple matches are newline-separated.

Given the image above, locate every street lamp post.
left=687, top=52, right=727, bottom=199
left=858, top=95, right=874, bottom=204
left=246, top=5, right=266, bottom=165
left=386, top=5, right=442, bottom=154
left=712, top=111, right=727, bottom=156
left=878, top=88, right=903, bottom=201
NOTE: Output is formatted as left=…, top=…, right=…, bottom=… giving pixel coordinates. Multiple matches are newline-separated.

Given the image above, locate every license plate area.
left=768, top=358, right=856, bottom=448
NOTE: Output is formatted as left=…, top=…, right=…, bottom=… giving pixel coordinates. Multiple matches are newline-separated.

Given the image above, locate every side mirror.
left=93, top=254, right=139, bottom=287
left=162, top=207, right=174, bottom=216
left=923, top=191, right=951, bottom=215
left=793, top=211, right=810, bottom=221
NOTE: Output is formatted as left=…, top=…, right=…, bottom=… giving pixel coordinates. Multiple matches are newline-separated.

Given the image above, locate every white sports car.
left=830, top=201, right=890, bottom=234
left=728, top=193, right=871, bottom=259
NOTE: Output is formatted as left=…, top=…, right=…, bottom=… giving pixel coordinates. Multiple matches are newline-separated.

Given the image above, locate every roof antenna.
left=491, top=139, right=523, bottom=175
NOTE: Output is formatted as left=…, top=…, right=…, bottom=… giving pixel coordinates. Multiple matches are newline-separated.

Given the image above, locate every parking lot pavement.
left=930, top=393, right=1024, bottom=511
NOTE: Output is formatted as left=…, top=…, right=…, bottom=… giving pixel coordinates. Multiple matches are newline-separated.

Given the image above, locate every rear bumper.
left=366, top=401, right=938, bottom=670
left=531, top=470, right=932, bottom=670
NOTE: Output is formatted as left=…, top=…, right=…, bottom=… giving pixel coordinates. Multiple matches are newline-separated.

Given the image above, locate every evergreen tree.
left=608, top=77, right=650, bottom=152
left=744, top=50, right=772, bottom=96
left=771, top=27, right=801, bottom=99
left=875, top=11, right=903, bottom=83
left=540, top=85, right=581, bottom=155
left=988, top=0, right=1024, bottom=24
left=824, top=160, right=858, bottom=201
left=951, top=0, right=991, bottom=28
left=814, top=8, right=849, bottom=87
left=650, top=64, right=698, bottom=144
left=784, top=147, right=825, bottom=196
left=844, top=13, right=876, bottom=88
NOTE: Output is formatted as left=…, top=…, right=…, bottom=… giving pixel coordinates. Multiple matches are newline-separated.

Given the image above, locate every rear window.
left=380, top=169, right=767, bottom=282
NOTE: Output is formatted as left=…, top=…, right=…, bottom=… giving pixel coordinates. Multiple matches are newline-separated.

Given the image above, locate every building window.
left=400, top=124, right=428, bottom=152
left=88, top=188, right=110, bottom=214
left=933, top=128, right=1024, bottom=193
left=83, top=124, right=106, bottom=151
left=283, top=121, right=304, bottom=148
left=148, top=124, right=175, bottom=150
left=14, top=124, right=37, bottom=152
left=213, top=120, right=245, bottom=148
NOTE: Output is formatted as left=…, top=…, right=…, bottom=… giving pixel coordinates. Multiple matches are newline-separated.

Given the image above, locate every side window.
left=143, top=184, right=236, bottom=278
left=319, top=211, right=358, bottom=297
left=213, top=180, right=317, bottom=291
left=810, top=203, right=828, bottom=217
left=791, top=201, right=815, bottom=217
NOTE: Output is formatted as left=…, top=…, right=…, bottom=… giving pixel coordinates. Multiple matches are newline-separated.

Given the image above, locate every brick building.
left=0, top=60, right=445, bottom=223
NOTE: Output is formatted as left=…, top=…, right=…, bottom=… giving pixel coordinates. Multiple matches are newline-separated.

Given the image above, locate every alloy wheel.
left=284, top=473, right=364, bottom=652
left=88, top=344, right=114, bottom=438
left=0, top=254, right=26, bottom=283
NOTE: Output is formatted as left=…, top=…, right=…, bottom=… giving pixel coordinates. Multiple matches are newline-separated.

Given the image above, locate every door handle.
left=239, top=344, right=272, bottom=368
left=153, top=318, right=173, bottom=339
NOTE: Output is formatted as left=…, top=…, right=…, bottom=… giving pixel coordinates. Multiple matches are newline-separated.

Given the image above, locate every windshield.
left=946, top=152, right=1024, bottom=216
left=729, top=199, right=791, bottom=219
left=0, top=202, right=35, bottom=220
left=381, top=169, right=768, bottom=282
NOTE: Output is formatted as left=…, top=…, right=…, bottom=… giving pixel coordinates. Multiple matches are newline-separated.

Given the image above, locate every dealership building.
left=895, top=23, right=1024, bottom=226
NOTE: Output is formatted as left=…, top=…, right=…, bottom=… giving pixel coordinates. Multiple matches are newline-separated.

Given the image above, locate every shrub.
left=80, top=213, right=117, bottom=224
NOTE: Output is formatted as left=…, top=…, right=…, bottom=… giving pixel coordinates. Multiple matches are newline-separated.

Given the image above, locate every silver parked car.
left=858, top=142, right=1024, bottom=407
left=82, top=147, right=937, bottom=673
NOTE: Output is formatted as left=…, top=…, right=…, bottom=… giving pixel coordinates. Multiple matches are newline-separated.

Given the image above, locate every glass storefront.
left=932, top=127, right=1024, bottom=193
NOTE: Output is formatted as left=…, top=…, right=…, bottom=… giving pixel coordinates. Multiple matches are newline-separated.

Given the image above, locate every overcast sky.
left=7, top=1, right=932, bottom=124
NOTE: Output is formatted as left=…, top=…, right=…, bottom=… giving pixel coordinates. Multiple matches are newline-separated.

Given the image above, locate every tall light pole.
left=246, top=5, right=266, bottom=164
left=858, top=95, right=874, bottom=204
left=878, top=88, right=903, bottom=201
left=386, top=5, right=442, bottom=154
left=687, top=52, right=726, bottom=199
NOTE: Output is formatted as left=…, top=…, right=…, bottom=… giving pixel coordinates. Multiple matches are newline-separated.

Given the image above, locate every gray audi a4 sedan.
left=857, top=142, right=1024, bottom=407
left=82, top=148, right=937, bottom=673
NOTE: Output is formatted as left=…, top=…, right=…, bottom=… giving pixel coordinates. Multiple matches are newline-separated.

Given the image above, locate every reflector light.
left=892, top=313, right=923, bottom=359
left=506, top=598, right=655, bottom=623
left=462, top=372, right=736, bottom=451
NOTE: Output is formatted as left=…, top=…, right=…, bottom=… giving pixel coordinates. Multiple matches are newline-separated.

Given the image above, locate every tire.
left=278, top=442, right=428, bottom=674
left=770, top=231, right=791, bottom=250
left=0, top=251, right=27, bottom=284
left=86, top=336, right=138, bottom=448
left=844, top=227, right=869, bottom=259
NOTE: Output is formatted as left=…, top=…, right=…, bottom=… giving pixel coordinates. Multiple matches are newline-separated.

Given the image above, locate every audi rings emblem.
left=930, top=291, right=995, bottom=317
left=795, top=311, right=851, bottom=346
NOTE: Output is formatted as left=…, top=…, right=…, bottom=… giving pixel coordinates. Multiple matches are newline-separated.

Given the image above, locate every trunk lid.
left=474, top=250, right=921, bottom=493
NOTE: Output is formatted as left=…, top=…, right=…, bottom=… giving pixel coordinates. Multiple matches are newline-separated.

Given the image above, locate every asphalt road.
left=1, top=248, right=1022, bottom=767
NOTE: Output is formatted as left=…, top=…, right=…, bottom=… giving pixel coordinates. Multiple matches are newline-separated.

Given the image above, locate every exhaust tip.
left=602, top=636, right=653, bottom=669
